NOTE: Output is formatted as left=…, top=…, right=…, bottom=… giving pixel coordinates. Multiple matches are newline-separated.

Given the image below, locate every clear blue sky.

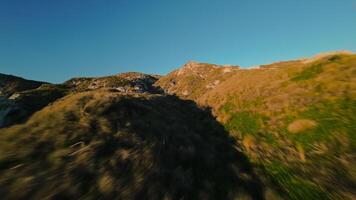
left=0, top=0, right=355, bottom=83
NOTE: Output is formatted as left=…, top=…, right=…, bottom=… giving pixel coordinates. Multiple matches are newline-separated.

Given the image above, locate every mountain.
left=156, top=51, right=356, bottom=200
left=0, top=51, right=355, bottom=199
left=0, top=72, right=269, bottom=200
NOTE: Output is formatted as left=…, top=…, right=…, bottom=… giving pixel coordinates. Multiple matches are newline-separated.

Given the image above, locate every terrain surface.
left=0, top=51, right=355, bottom=199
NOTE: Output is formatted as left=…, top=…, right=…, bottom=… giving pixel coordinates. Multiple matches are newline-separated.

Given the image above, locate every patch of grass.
left=242, top=99, right=264, bottom=110
left=264, top=132, right=278, bottom=146
left=289, top=98, right=356, bottom=149
left=225, top=111, right=260, bottom=136
left=220, top=101, right=235, bottom=113
left=291, top=64, right=323, bottom=81
left=264, top=162, right=330, bottom=200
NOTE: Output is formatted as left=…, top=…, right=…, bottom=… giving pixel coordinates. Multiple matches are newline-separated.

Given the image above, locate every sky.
left=0, top=0, right=355, bottom=83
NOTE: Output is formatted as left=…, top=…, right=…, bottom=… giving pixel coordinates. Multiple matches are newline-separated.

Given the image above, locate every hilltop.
left=156, top=61, right=240, bottom=99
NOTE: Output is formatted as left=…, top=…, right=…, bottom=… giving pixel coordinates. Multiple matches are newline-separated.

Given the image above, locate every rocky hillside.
left=156, top=51, right=356, bottom=200
left=156, top=61, right=240, bottom=100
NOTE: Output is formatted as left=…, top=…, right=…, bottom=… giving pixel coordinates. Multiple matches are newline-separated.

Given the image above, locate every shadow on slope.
left=0, top=91, right=265, bottom=200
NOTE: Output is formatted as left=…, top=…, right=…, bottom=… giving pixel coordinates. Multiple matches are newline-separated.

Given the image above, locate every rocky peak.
left=177, top=61, right=240, bottom=76
left=155, top=61, right=240, bottom=100
left=178, top=62, right=214, bottom=76
left=183, top=60, right=200, bottom=67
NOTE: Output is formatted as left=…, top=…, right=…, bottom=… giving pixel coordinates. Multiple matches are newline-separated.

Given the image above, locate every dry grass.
left=0, top=90, right=266, bottom=200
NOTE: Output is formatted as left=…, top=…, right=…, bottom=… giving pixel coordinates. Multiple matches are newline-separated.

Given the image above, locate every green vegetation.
left=264, top=162, right=329, bottom=200
left=288, top=98, right=356, bottom=149
left=225, top=111, right=260, bottom=136
left=219, top=96, right=356, bottom=199
left=291, top=63, right=323, bottom=81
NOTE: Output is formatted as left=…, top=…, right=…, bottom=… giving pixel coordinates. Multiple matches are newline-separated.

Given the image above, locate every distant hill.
left=0, top=51, right=355, bottom=200
left=0, top=72, right=161, bottom=128
left=0, top=73, right=46, bottom=97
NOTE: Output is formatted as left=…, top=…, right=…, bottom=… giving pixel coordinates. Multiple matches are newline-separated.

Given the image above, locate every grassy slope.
left=158, top=53, right=356, bottom=199
left=0, top=90, right=267, bottom=200
left=213, top=54, right=356, bottom=200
